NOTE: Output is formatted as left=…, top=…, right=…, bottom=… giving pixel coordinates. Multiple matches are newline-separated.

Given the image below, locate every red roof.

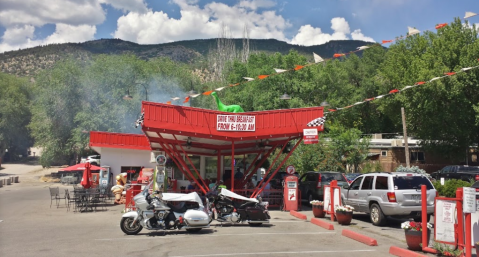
left=59, top=163, right=105, bottom=172
left=89, top=131, right=151, bottom=151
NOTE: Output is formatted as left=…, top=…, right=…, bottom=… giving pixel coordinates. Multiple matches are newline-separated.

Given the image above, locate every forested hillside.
left=1, top=19, right=478, bottom=170
left=0, top=38, right=369, bottom=77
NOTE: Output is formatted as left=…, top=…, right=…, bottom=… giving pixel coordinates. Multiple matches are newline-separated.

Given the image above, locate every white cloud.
left=351, top=29, right=375, bottom=42
left=0, top=0, right=105, bottom=27
left=0, top=24, right=96, bottom=53
left=238, top=0, right=276, bottom=11
left=113, top=0, right=290, bottom=44
left=290, top=17, right=374, bottom=46
left=99, top=0, right=148, bottom=14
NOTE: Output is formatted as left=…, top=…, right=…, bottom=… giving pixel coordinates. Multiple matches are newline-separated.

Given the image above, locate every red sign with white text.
left=303, top=128, right=318, bottom=144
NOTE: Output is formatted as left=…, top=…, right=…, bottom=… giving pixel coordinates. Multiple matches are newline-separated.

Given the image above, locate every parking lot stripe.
left=169, top=249, right=376, bottom=257
left=95, top=231, right=336, bottom=241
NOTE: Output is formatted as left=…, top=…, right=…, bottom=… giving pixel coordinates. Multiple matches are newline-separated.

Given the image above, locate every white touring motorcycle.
left=120, top=184, right=212, bottom=235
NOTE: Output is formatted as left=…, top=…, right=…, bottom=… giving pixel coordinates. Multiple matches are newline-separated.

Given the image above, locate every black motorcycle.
left=207, top=188, right=270, bottom=226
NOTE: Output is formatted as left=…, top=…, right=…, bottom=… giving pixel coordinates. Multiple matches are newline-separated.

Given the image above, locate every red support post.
left=465, top=213, right=472, bottom=257
left=231, top=140, right=235, bottom=192
left=330, top=180, right=336, bottom=222
left=421, top=185, right=438, bottom=254
left=252, top=138, right=302, bottom=198
left=456, top=188, right=465, bottom=254
left=172, top=134, right=209, bottom=191
left=216, top=150, right=221, bottom=182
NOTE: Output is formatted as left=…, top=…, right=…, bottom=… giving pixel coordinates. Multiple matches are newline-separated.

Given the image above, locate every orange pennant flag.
left=444, top=72, right=456, bottom=76
left=415, top=81, right=426, bottom=85
left=183, top=97, right=190, bottom=103
left=202, top=90, right=214, bottom=95
left=229, top=83, right=240, bottom=87
left=382, top=40, right=393, bottom=44
left=166, top=101, right=172, bottom=105
left=328, top=109, right=337, bottom=112
left=333, top=53, right=345, bottom=58
left=365, top=97, right=375, bottom=102
left=389, top=89, right=399, bottom=94
left=258, top=75, right=269, bottom=80
left=294, top=65, right=304, bottom=71
left=435, top=23, right=447, bottom=29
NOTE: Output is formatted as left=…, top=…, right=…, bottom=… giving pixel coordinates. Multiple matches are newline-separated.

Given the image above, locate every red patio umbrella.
left=59, top=163, right=105, bottom=172
left=81, top=162, right=92, bottom=189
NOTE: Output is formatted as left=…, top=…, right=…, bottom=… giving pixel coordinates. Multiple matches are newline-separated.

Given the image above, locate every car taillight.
left=317, top=175, right=322, bottom=189
left=436, top=191, right=439, bottom=197
left=387, top=192, right=397, bottom=202
left=475, top=174, right=479, bottom=181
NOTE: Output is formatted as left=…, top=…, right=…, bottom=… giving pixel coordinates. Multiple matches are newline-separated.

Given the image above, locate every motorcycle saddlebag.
left=183, top=210, right=210, bottom=227
left=245, top=207, right=269, bottom=220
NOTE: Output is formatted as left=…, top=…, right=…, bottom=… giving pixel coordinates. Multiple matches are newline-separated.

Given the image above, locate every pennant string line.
left=163, top=11, right=477, bottom=105
left=306, top=64, right=479, bottom=127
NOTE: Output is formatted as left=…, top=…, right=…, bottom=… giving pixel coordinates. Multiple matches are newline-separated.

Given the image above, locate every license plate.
left=411, top=194, right=421, bottom=200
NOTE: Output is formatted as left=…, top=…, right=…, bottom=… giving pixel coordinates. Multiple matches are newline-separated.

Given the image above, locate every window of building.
left=205, top=156, right=218, bottom=180
left=381, top=150, right=387, bottom=157
left=410, top=151, right=425, bottom=161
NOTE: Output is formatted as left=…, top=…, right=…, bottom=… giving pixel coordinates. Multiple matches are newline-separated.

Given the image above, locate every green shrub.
left=432, top=179, right=473, bottom=198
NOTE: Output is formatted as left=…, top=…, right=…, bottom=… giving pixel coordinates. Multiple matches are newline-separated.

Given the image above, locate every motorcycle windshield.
left=220, top=188, right=259, bottom=203
left=162, top=192, right=204, bottom=209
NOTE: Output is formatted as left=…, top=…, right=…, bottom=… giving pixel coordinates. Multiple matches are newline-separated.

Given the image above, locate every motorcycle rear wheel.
left=120, top=217, right=143, bottom=235
left=186, top=228, right=202, bottom=233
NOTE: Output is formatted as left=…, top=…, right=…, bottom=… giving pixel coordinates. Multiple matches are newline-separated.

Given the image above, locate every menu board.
left=323, top=185, right=341, bottom=213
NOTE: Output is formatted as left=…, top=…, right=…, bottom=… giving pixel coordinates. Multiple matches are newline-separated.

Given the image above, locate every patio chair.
left=56, top=188, right=68, bottom=208
left=49, top=187, right=59, bottom=208
left=65, top=189, right=81, bottom=212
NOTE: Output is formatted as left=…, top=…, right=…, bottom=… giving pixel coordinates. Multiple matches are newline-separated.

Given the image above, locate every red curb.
left=389, top=246, right=428, bottom=257
left=289, top=210, right=307, bottom=220
left=341, top=229, right=378, bottom=246
left=310, top=218, right=334, bottom=230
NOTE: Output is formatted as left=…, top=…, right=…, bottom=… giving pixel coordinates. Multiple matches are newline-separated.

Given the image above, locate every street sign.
left=286, top=165, right=296, bottom=175
left=303, top=128, right=318, bottom=144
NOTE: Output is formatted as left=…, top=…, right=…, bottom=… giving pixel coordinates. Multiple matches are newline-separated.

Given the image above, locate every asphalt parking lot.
left=0, top=170, right=438, bottom=257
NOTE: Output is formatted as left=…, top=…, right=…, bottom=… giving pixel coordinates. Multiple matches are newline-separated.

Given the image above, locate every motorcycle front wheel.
left=120, top=217, right=143, bottom=235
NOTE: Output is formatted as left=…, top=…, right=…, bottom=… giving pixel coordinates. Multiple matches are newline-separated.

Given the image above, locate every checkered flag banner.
left=307, top=115, right=327, bottom=127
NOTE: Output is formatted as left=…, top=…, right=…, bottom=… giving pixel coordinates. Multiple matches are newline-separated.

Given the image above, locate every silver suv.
left=341, top=172, right=436, bottom=226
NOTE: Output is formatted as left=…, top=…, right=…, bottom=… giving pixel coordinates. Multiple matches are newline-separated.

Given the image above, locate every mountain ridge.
left=0, top=38, right=376, bottom=77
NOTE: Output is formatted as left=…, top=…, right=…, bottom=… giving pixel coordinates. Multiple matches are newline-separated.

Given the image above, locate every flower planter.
left=404, top=228, right=430, bottom=251
left=475, top=242, right=479, bottom=256
left=312, top=205, right=325, bottom=218
left=335, top=210, right=353, bottom=225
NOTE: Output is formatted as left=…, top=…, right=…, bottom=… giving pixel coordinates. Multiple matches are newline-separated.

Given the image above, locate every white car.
left=80, top=155, right=101, bottom=166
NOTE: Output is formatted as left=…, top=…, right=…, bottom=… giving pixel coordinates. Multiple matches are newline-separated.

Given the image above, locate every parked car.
left=80, top=155, right=101, bottom=166
left=341, top=172, right=436, bottom=226
left=299, top=171, right=348, bottom=202
left=431, top=165, right=479, bottom=182
left=344, top=173, right=362, bottom=184
left=471, top=180, right=479, bottom=199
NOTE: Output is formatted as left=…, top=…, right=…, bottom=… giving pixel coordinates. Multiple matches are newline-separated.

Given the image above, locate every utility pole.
left=401, top=107, right=410, bottom=168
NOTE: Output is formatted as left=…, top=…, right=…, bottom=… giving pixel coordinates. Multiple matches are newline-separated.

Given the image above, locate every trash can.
left=6, top=178, right=11, bottom=185
left=0, top=179, right=3, bottom=187
left=14, top=176, right=19, bottom=183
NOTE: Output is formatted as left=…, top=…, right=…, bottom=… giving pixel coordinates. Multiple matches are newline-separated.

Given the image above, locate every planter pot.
left=335, top=210, right=353, bottom=225
left=404, top=229, right=430, bottom=251
left=475, top=243, right=479, bottom=256
left=312, top=205, right=325, bottom=218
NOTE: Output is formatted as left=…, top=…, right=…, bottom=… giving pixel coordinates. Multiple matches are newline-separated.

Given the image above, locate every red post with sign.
left=283, top=175, right=299, bottom=211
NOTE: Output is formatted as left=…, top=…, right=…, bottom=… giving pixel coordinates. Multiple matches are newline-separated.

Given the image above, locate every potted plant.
left=475, top=241, right=479, bottom=256
left=335, top=205, right=354, bottom=225
left=401, top=220, right=432, bottom=251
left=310, top=200, right=325, bottom=218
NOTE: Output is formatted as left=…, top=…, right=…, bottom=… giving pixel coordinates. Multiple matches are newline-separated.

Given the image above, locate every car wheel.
left=413, top=214, right=431, bottom=223
left=369, top=203, right=386, bottom=226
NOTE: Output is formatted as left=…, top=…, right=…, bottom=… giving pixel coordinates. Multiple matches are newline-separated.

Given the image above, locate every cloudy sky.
left=0, top=0, right=478, bottom=53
